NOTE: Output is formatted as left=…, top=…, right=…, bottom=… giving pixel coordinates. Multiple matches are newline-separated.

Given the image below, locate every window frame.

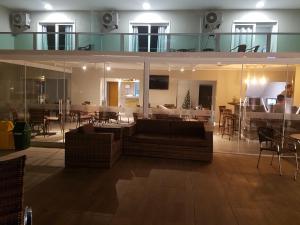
left=129, top=22, right=170, bottom=52
left=232, top=21, right=278, bottom=52
left=37, top=22, right=75, bottom=50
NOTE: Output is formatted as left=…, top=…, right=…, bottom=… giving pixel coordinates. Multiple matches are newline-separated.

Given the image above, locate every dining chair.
left=0, top=155, right=32, bottom=225
left=230, top=44, right=247, bottom=52
left=29, top=108, right=47, bottom=136
left=247, top=45, right=260, bottom=52
left=257, top=127, right=299, bottom=179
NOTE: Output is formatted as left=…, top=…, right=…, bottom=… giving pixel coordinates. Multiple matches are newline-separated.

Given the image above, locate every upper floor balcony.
left=1, top=32, right=300, bottom=53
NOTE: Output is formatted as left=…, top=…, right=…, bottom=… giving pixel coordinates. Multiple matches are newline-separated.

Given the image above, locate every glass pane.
left=102, top=62, right=144, bottom=123
left=67, top=62, right=100, bottom=130
left=26, top=62, right=66, bottom=146
left=284, top=65, right=300, bottom=139
left=102, top=34, right=121, bottom=51
left=277, top=34, right=300, bottom=52
left=77, top=33, right=97, bottom=51
left=214, top=64, right=242, bottom=153
left=241, top=64, right=287, bottom=154
left=0, top=34, right=14, bottom=50
left=14, top=33, right=33, bottom=50
left=169, top=34, right=200, bottom=52
left=0, top=61, right=25, bottom=123
left=58, top=25, right=74, bottom=51
left=219, top=34, right=233, bottom=52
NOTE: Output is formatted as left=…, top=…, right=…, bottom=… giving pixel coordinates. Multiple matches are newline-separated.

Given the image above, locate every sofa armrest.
left=204, top=123, right=213, bottom=144
left=123, top=124, right=136, bottom=137
left=66, top=132, right=114, bottom=145
left=94, top=127, right=122, bottom=140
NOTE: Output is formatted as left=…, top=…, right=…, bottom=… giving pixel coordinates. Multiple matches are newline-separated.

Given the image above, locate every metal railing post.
left=33, top=33, right=37, bottom=50
left=215, top=33, right=220, bottom=52
left=266, top=33, right=272, bottom=52
left=75, top=33, right=79, bottom=50
left=167, top=34, right=171, bottom=52
left=120, top=33, right=124, bottom=52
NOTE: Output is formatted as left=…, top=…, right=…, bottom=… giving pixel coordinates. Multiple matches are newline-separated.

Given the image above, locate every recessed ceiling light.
left=192, top=68, right=196, bottom=72
left=180, top=68, right=184, bottom=72
left=44, top=3, right=53, bottom=10
left=143, top=2, right=151, bottom=10
left=82, top=65, right=87, bottom=71
left=256, top=1, right=265, bottom=8
left=106, top=66, right=111, bottom=71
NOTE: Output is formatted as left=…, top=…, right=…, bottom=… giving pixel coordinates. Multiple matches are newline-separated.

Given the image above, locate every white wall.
left=70, top=67, right=144, bottom=106
left=0, top=5, right=11, bottom=31
left=71, top=67, right=102, bottom=106
left=18, top=9, right=300, bottom=34
left=26, top=11, right=96, bottom=32
left=111, top=11, right=202, bottom=33
left=219, top=10, right=300, bottom=33
left=149, top=77, right=178, bottom=107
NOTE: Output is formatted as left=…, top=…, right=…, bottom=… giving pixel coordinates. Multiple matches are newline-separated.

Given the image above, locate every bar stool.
left=221, top=109, right=235, bottom=140
left=218, top=106, right=226, bottom=132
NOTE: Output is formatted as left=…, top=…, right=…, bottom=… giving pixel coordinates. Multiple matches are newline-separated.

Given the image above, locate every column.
left=294, top=66, right=300, bottom=106
left=143, top=60, right=150, bottom=118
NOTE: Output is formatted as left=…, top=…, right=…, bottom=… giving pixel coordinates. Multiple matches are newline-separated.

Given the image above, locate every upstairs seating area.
left=2, top=31, right=300, bottom=53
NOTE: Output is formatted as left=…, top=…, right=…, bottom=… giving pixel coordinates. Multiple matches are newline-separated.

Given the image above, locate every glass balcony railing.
left=1, top=32, right=300, bottom=53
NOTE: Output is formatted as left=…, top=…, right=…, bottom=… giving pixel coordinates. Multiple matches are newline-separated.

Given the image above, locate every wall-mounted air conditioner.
left=101, top=11, right=119, bottom=31
left=11, top=12, right=31, bottom=29
left=203, top=11, right=222, bottom=31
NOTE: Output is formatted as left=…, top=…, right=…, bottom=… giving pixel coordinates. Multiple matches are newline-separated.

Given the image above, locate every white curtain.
left=41, top=26, right=48, bottom=50
left=234, top=25, right=253, bottom=49
left=129, top=26, right=139, bottom=52
left=64, top=25, right=73, bottom=51
left=157, top=26, right=167, bottom=52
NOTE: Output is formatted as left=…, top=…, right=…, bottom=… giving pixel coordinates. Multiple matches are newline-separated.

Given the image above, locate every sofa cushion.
left=128, top=134, right=208, bottom=147
left=136, top=119, right=170, bottom=135
left=78, top=124, right=95, bottom=134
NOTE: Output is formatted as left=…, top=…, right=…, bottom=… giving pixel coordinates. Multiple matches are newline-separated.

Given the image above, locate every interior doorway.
left=198, top=85, right=213, bottom=109
left=107, top=82, right=119, bottom=107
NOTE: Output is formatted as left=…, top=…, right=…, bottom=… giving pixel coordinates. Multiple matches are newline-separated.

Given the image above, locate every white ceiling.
left=1, top=0, right=300, bottom=11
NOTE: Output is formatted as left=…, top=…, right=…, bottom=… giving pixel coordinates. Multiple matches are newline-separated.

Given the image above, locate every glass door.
left=26, top=62, right=67, bottom=147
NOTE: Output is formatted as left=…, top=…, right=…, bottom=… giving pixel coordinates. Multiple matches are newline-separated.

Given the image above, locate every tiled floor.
left=1, top=147, right=300, bottom=225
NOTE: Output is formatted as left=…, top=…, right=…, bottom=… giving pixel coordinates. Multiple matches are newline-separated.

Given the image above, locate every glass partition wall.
left=101, top=62, right=144, bottom=123
left=0, top=62, right=26, bottom=122
left=0, top=59, right=299, bottom=153
left=25, top=62, right=68, bottom=145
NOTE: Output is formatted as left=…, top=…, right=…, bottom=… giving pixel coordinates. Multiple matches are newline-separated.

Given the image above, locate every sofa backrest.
left=135, top=119, right=205, bottom=138
left=78, top=123, right=95, bottom=134
left=170, top=121, right=205, bottom=138
left=136, top=119, right=170, bottom=135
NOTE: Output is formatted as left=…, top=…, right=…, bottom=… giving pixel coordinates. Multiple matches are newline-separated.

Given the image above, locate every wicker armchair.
left=0, top=156, right=32, bottom=225
left=65, top=124, right=122, bottom=168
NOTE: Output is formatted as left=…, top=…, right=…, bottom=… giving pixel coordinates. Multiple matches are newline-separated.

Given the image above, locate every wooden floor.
left=1, top=148, right=300, bottom=225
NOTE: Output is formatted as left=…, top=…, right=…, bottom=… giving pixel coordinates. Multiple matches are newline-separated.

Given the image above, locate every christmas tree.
left=182, top=90, right=191, bottom=109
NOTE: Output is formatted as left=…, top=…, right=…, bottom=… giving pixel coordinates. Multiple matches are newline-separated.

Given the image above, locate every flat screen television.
left=149, top=75, right=169, bottom=90
left=266, top=98, right=277, bottom=105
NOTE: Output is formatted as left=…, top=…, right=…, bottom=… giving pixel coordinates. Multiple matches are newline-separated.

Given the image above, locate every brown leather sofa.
left=65, top=124, right=122, bottom=168
left=123, top=119, right=213, bottom=162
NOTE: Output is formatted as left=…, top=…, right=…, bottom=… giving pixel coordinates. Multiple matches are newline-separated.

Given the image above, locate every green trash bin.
left=13, top=122, right=31, bottom=150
